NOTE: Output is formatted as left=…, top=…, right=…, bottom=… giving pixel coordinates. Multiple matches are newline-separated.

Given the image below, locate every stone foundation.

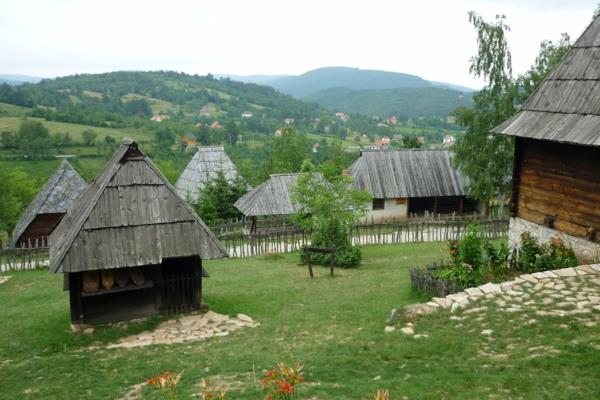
left=508, top=217, right=600, bottom=263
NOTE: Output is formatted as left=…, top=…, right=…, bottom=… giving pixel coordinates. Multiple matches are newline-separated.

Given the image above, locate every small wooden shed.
left=493, top=15, right=600, bottom=262
left=49, top=141, right=227, bottom=325
left=348, top=149, right=478, bottom=222
left=175, top=146, right=241, bottom=203
left=11, top=160, right=87, bottom=248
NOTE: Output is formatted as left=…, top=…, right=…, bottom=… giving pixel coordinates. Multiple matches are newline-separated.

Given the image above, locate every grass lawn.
left=0, top=117, right=154, bottom=142
left=1, top=241, right=599, bottom=399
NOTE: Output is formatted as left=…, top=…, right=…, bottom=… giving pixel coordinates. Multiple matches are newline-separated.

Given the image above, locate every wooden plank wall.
left=515, top=138, right=600, bottom=243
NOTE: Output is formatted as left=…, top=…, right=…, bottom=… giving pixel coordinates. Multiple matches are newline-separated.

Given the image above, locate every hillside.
left=268, top=67, right=432, bottom=98
left=305, top=86, right=472, bottom=117
left=0, top=71, right=325, bottom=132
left=0, top=74, right=43, bottom=85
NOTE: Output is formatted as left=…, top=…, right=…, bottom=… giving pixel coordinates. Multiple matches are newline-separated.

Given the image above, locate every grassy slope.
left=0, top=117, right=154, bottom=142
left=0, top=102, right=30, bottom=117
left=1, top=241, right=599, bottom=399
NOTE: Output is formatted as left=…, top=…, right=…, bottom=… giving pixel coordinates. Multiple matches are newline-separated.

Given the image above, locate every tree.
left=453, top=12, right=570, bottom=207
left=224, top=121, right=240, bottom=146
left=1, top=130, right=16, bottom=148
left=258, top=126, right=310, bottom=181
left=82, top=129, right=98, bottom=146
left=123, top=99, right=152, bottom=117
left=193, top=170, right=248, bottom=226
left=292, top=168, right=371, bottom=268
left=401, top=134, right=422, bottom=149
left=0, top=168, right=36, bottom=233
left=16, top=120, right=52, bottom=157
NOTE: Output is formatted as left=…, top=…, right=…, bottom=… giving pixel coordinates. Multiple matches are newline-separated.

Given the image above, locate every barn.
left=175, top=146, right=242, bottom=203
left=493, top=15, right=600, bottom=262
left=11, top=160, right=87, bottom=248
left=348, top=149, right=478, bottom=222
left=49, top=141, right=227, bottom=325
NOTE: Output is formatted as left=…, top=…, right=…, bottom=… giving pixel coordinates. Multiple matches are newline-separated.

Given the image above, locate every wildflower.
left=277, top=379, right=294, bottom=394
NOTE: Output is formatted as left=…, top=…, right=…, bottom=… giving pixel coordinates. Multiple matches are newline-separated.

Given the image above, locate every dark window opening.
left=372, top=198, right=385, bottom=210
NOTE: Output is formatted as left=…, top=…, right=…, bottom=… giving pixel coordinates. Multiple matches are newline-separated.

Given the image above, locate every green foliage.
left=192, top=170, right=248, bottom=226
left=401, top=134, right=422, bottom=149
left=16, top=119, right=52, bottom=156
left=292, top=169, right=371, bottom=268
left=453, top=12, right=571, bottom=204
left=516, top=232, right=578, bottom=272
left=0, top=167, right=36, bottom=232
left=460, top=225, right=484, bottom=269
left=81, top=129, right=97, bottom=146
left=258, top=127, right=310, bottom=180
left=305, top=86, right=473, bottom=119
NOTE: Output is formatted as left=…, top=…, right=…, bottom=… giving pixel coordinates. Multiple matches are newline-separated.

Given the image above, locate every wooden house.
left=348, top=149, right=478, bottom=222
left=49, top=141, right=227, bottom=325
left=175, top=146, right=242, bottom=203
left=492, top=16, right=600, bottom=262
left=11, top=160, right=87, bottom=248
left=234, top=173, right=326, bottom=232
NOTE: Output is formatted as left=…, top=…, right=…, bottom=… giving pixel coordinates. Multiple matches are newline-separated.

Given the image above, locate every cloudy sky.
left=1, top=0, right=596, bottom=88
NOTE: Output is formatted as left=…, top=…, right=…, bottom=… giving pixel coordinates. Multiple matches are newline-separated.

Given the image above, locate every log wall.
left=515, top=137, right=600, bottom=244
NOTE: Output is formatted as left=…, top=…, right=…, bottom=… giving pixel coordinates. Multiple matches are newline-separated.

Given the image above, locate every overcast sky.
left=1, top=0, right=596, bottom=88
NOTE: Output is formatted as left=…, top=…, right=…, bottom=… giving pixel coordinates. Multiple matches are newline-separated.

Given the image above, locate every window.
left=372, top=198, right=385, bottom=210
left=395, top=198, right=407, bottom=206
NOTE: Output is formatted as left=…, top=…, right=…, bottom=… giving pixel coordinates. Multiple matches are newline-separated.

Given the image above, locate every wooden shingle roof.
left=175, top=146, right=241, bottom=202
left=11, top=160, right=87, bottom=247
left=49, top=141, right=227, bottom=274
left=348, top=149, right=468, bottom=198
left=493, top=15, right=600, bottom=146
left=234, top=173, right=317, bottom=217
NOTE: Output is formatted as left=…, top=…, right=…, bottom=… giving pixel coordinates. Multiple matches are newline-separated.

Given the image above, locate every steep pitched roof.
left=493, top=15, right=600, bottom=146
left=49, top=141, right=227, bottom=273
left=175, top=146, right=241, bottom=202
left=234, top=173, right=309, bottom=217
left=11, top=160, right=87, bottom=247
left=348, top=149, right=468, bottom=198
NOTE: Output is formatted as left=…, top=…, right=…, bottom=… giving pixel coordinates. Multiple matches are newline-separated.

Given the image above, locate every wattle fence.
left=0, top=217, right=508, bottom=271
left=214, top=217, right=508, bottom=258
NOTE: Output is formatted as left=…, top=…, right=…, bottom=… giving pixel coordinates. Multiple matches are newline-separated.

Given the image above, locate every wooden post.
left=459, top=197, right=464, bottom=215
left=304, top=248, right=314, bottom=278
left=433, top=197, right=439, bottom=216
left=330, top=251, right=335, bottom=277
left=69, top=273, right=83, bottom=324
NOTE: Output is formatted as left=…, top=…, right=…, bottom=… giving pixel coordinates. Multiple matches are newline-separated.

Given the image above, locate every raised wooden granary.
left=49, top=141, right=227, bottom=325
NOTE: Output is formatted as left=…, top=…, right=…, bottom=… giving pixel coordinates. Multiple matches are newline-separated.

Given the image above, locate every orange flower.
left=277, top=379, right=294, bottom=394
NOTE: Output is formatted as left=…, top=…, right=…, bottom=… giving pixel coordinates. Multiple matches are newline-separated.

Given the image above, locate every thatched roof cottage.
left=493, top=15, right=600, bottom=262
left=49, top=141, right=227, bottom=325
left=11, top=160, right=87, bottom=248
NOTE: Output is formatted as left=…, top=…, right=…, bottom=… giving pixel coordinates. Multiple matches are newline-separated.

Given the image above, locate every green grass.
left=1, top=242, right=599, bottom=399
left=0, top=117, right=154, bottom=142
left=0, top=102, right=31, bottom=117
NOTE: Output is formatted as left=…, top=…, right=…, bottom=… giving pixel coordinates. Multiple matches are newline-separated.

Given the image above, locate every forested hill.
left=0, top=71, right=325, bottom=131
left=268, top=67, right=432, bottom=98
left=304, top=86, right=473, bottom=118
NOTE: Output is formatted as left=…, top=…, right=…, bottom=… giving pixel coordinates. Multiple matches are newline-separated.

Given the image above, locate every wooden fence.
left=215, top=218, right=508, bottom=258
left=0, top=245, right=49, bottom=272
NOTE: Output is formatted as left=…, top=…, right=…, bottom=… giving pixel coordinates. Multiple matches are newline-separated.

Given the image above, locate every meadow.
left=1, top=241, right=599, bottom=399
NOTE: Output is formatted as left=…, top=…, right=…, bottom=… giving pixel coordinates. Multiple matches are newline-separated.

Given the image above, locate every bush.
left=303, top=219, right=362, bottom=268
left=517, top=232, right=578, bottom=272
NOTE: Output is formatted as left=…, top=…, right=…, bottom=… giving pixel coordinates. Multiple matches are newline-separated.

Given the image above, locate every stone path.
left=0, top=276, right=11, bottom=285
left=106, top=311, right=259, bottom=349
left=387, top=264, right=600, bottom=335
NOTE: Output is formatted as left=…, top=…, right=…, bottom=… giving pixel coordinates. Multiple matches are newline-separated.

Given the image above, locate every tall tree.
left=453, top=12, right=570, bottom=208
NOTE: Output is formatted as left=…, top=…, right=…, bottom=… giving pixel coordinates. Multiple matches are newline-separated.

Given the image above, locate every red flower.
left=277, top=379, right=294, bottom=394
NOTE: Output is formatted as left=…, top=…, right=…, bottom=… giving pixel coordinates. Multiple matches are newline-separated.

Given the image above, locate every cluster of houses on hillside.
left=9, top=15, right=600, bottom=327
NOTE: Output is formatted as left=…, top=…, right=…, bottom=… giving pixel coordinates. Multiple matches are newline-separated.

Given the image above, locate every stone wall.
left=508, top=217, right=600, bottom=263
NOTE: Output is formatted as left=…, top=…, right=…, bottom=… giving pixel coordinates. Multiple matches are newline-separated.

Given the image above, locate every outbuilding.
left=11, top=160, right=87, bottom=248
left=348, top=149, right=478, bottom=222
left=492, top=15, right=600, bottom=262
left=49, top=141, right=227, bottom=325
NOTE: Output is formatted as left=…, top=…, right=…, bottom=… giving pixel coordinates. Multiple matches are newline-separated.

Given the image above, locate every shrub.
left=517, top=233, right=578, bottom=272
left=459, top=225, right=483, bottom=269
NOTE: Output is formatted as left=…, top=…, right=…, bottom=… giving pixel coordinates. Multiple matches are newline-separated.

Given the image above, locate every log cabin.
left=492, top=15, right=600, bottom=262
left=175, top=146, right=242, bottom=203
left=11, top=160, right=87, bottom=248
left=348, top=149, right=478, bottom=222
left=49, top=141, right=227, bottom=325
